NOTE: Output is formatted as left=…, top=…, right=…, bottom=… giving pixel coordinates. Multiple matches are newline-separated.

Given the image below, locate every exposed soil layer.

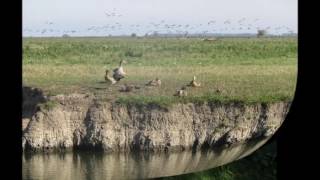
left=22, top=87, right=290, bottom=152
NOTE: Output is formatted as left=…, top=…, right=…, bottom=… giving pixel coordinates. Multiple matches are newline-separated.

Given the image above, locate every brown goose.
left=173, top=86, right=188, bottom=97
left=187, top=76, right=201, bottom=87
left=145, top=78, right=161, bottom=86
left=119, top=84, right=140, bottom=92
left=215, top=87, right=223, bottom=94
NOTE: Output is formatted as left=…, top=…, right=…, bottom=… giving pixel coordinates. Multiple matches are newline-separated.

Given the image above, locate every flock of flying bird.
left=104, top=60, right=204, bottom=96
left=23, top=21, right=295, bottom=36
left=23, top=9, right=295, bottom=36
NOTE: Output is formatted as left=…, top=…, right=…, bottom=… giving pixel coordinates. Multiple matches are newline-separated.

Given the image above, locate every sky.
left=23, top=0, right=297, bottom=37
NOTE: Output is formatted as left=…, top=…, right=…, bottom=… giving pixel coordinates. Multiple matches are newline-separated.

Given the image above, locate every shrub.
left=62, top=34, right=70, bottom=38
left=257, top=30, right=267, bottom=38
left=124, top=49, right=143, bottom=57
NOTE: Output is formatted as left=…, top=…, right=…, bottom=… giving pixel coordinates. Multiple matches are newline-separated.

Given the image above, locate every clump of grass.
left=37, top=100, right=59, bottom=111
left=124, top=49, right=143, bottom=58
left=114, top=93, right=292, bottom=108
left=116, top=96, right=175, bottom=109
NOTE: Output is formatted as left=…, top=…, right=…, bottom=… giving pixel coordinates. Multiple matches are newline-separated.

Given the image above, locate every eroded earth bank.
left=22, top=87, right=290, bottom=152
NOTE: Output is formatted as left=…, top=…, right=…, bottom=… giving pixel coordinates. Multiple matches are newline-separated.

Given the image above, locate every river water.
left=22, top=138, right=269, bottom=180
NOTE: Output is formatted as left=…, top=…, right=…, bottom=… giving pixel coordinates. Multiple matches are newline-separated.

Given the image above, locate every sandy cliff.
left=22, top=87, right=290, bottom=152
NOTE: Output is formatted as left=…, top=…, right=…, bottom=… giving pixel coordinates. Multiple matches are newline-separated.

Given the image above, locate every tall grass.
left=23, top=37, right=297, bottom=66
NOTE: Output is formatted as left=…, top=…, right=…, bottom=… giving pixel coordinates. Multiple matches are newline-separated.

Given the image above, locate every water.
left=23, top=138, right=269, bottom=180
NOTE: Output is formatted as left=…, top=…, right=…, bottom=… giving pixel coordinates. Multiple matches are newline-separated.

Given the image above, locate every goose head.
left=120, top=59, right=127, bottom=66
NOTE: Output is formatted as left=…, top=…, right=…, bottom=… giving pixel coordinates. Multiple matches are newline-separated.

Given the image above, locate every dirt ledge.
left=22, top=89, right=291, bottom=153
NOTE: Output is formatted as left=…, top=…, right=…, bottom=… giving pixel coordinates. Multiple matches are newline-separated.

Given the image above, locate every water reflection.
left=23, top=138, right=269, bottom=180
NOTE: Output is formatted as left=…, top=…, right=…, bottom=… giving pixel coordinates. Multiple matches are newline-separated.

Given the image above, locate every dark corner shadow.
left=22, top=86, right=47, bottom=119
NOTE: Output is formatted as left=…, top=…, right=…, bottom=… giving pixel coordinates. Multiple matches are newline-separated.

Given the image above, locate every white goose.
left=113, top=59, right=126, bottom=81
left=104, top=69, right=117, bottom=84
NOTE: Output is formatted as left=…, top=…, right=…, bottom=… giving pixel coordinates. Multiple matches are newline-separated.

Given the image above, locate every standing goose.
left=105, top=69, right=117, bottom=84
left=113, top=59, right=126, bottom=81
left=187, top=76, right=201, bottom=87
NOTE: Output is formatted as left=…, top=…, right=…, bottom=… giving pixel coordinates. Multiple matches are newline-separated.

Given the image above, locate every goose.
left=119, top=84, right=134, bottom=92
left=119, top=84, right=140, bottom=92
left=146, top=78, right=161, bottom=86
left=113, top=59, right=126, bottom=81
left=187, top=76, right=201, bottom=87
left=173, top=86, right=188, bottom=97
left=215, top=87, right=223, bottom=94
left=104, top=70, right=117, bottom=84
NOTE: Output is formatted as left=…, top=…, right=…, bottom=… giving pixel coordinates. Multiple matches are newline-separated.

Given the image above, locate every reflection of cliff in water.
left=23, top=137, right=269, bottom=180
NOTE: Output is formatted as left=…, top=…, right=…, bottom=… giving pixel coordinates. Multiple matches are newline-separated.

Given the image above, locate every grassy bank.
left=23, top=37, right=297, bottom=105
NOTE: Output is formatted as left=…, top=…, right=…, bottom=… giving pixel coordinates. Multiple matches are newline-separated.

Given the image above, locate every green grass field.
left=23, top=37, right=297, bottom=105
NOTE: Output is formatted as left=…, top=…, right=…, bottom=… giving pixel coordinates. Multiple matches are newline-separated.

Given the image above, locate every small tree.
left=131, top=33, right=137, bottom=37
left=62, top=34, right=70, bottom=38
left=184, top=31, right=188, bottom=38
left=257, top=30, right=267, bottom=38
left=152, top=31, right=158, bottom=37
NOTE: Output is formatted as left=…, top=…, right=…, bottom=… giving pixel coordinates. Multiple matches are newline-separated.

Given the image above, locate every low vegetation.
left=23, top=37, right=297, bottom=105
left=36, top=100, right=59, bottom=111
